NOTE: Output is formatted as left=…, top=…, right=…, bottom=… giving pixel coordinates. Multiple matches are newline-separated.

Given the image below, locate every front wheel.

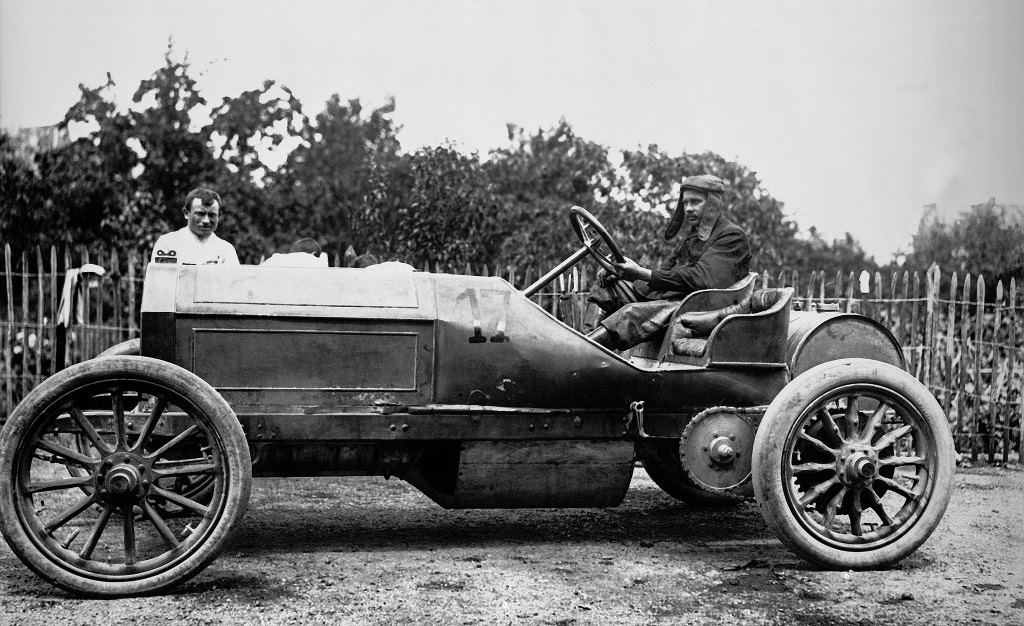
left=752, top=359, right=954, bottom=569
left=0, top=356, right=251, bottom=596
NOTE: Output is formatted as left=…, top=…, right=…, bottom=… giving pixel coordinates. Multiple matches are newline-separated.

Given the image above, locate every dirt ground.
left=1, top=465, right=1021, bottom=626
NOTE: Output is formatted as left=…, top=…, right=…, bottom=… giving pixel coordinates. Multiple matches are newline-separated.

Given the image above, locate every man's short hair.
left=184, top=188, right=222, bottom=211
left=288, top=237, right=322, bottom=255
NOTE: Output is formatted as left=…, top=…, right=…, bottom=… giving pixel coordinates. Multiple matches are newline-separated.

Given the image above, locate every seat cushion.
left=672, top=337, right=708, bottom=357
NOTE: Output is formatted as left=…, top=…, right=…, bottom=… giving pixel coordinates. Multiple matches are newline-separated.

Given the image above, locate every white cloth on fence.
left=56, top=264, right=106, bottom=328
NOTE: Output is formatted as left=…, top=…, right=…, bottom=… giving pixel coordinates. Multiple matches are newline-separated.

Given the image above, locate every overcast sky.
left=2, top=0, right=1022, bottom=261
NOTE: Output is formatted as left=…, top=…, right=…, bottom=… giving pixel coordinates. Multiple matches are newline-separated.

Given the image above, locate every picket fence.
left=2, top=243, right=1021, bottom=464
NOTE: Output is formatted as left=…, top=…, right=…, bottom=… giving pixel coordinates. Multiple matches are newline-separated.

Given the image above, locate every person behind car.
left=587, top=174, right=751, bottom=350
left=261, top=237, right=329, bottom=267
left=151, top=187, right=240, bottom=265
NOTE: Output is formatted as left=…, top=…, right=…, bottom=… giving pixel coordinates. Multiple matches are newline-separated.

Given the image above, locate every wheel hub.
left=839, top=445, right=878, bottom=487
left=99, top=454, right=151, bottom=499
left=680, top=407, right=758, bottom=496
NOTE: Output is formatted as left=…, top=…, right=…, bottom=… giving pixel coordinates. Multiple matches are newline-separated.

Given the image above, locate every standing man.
left=151, top=188, right=239, bottom=265
left=588, top=174, right=751, bottom=350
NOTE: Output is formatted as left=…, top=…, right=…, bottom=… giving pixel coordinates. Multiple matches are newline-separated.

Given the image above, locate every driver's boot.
left=587, top=326, right=618, bottom=349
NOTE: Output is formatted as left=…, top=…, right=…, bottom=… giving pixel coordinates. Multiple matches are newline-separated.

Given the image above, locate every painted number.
left=456, top=288, right=511, bottom=344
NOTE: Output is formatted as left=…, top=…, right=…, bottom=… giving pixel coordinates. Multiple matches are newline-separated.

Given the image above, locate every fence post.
left=3, top=244, right=13, bottom=417
left=128, top=251, right=138, bottom=337
left=956, top=274, right=971, bottom=451
left=20, top=250, right=29, bottom=401
left=909, top=272, right=921, bottom=377
left=846, top=271, right=855, bottom=313
left=832, top=270, right=841, bottom=308
left=924, top=265, right=939, bottom=390
left=49, top=246, right=58, bottom=375
left=1010, top=278, right=1021, bottom=462
left=888, top=272, right=899, bottom=347
left=990, top=280, right=1004, bottom=464
left=945, top=272, right=958, bottom=418
left=35, top=247, right=44, bottom=389
left=972, top=276, right=985, bottom=463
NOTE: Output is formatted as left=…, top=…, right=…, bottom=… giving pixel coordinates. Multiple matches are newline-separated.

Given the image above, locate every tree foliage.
left=7, top=46, right=1007, bottom=284
left=903, top=200, right=1024, bottom=288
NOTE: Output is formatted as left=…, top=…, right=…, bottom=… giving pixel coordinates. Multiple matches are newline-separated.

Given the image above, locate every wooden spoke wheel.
left=0, top=356, right=251, bottom=596
left=752, top=359, right=954, bottom=569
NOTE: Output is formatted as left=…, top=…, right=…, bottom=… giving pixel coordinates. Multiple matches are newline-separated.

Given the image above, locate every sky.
left=2, top=0, right=1022, bottom=262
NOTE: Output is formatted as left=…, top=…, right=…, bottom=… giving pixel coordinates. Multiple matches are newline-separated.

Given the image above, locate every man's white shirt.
left=151, top=228, right=239, bottom=265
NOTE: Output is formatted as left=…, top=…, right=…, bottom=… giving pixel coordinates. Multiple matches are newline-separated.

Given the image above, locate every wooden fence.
left=2, top=244, right=1021, bottom=464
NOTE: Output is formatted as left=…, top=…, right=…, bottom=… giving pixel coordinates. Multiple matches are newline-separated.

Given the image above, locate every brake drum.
left=680, top=407, right=761, bottom=498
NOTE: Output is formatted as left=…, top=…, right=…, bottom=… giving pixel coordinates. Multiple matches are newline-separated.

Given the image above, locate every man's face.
left=184, top=199, right=220, bottom=239
left=681, top=189, right=708, bottom=229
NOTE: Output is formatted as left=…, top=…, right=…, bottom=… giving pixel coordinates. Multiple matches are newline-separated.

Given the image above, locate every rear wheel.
left=0, top=356, right=251, bottom=596
left=752, top=359, right=954, bottom=569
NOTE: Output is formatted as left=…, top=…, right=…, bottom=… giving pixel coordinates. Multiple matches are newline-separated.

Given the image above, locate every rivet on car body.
left=573, top=416, right=582, bottom=428
left=402, top=424, right=409, bottom=432
left=389, top=424, right=397, bottom=432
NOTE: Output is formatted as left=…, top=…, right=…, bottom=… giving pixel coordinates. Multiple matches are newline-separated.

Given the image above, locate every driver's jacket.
left=639, top=213, right=751, bottom=299
left=596, top=215, right=751, bottom=349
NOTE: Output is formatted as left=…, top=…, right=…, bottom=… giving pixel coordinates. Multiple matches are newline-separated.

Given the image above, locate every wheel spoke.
left=798, top=476, right=839, bottom=507
left=859, top=402, right=889, bottom=444
left=28, top=475, right=93, bottom=494
left=112, top=390, right=127, bottom=449
left=79, top=504, right=114, bottom=560
left=873, top=424, right=913, bottom=452
left=844, top=396, right=859, bottom=440
left=68, top=406, right=112, bottom=455
left=154, top=461, right=216, bottom=479
left=879, top=455, right=926, bottom=468
left=147, top=424, right=199, bottom=459
left=863, top=489, right=895, bottom=526
left=123, top=505, right=137, bottom=565
left=849, top=491, right=863, bottom=536
left=798, top=432, right=838, bottom=458
left=822, top=486, right=848, bottom=530
left=131, top=396, right=168, bottom=452
left=791, top=462, right=836, bottom=474
left=815, top=409, right=844, bottom=445
left=34, top=438, right=96, bottom=468
left=44, top=493, right=97, bottom=533
left=141, top=500, right=180, bottom=549
left=876, top=476, right=919, bottom=502
left=151, top=485, right=210, bottom=516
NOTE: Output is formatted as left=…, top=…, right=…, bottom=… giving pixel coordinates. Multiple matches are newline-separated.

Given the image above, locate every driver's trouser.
left=586, top=275, right=682, bottom=349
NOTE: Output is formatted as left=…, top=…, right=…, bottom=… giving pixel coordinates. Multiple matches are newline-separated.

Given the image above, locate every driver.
left=587, top=174, right=751, bottom=350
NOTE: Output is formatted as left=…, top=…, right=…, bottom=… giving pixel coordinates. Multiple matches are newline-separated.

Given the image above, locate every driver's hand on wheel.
left=612, top=257, right=652, bottom=282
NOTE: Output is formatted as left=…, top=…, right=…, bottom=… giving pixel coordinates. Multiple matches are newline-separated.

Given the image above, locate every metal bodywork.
left=138, top=263, right=902, bottom=509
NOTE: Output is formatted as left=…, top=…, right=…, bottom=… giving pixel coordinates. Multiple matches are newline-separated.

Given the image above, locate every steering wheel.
left=569, top=206, right=626, bottom=275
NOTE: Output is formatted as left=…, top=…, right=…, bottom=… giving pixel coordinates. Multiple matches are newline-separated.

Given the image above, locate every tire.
left=752, top=358, right=954, bottom=570
left=0, top=356, right=251, bottom=596
left=641, top=439, right=744, bottom=508
left=97, top=338, right=141, bottom=358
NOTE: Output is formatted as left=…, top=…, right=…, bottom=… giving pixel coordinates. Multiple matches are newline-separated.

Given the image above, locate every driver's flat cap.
left=679, top=174, right=726, bottom=194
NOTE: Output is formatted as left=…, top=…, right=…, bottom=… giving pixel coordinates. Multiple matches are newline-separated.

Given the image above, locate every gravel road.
left=1, top=465, right=1021, bottom=626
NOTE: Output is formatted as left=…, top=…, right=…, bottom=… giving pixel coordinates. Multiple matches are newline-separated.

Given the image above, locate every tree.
left=904, top=199, right=1024, bottom=289
left=270, top=94, right=402, bottom=258
left=485, top=120, right=623, bottom=270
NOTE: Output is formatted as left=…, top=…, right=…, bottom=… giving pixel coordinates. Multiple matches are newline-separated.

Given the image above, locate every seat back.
left=626, top=271, right=759, bottom=361
left=675, top=271, right=758, bottom=314
left=659, top=287, right=794, bottom=366
left=705, top=287, right=794, bottom=366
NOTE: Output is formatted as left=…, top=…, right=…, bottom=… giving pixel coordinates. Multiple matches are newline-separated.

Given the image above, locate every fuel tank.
left=786, top=310, right=906, bottom=377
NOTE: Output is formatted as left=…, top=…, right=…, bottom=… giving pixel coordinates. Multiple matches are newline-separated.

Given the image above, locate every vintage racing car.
left=0, top=208, right=954, bottom=596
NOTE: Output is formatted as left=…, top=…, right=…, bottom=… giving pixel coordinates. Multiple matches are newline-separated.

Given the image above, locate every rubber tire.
left=0, top=356, right=252, bottom=596
left=96, top=338, right=141, bottom=358
left=752, top=358, right=954, bottom=570
left=641, top=439, right=745, bottom=508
